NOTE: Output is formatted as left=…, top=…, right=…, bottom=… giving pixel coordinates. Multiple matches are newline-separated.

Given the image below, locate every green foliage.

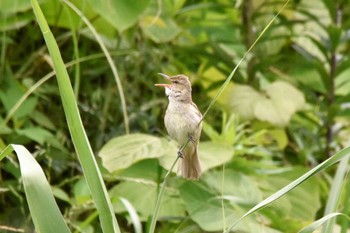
left=1, top=0, right=350, bottom=232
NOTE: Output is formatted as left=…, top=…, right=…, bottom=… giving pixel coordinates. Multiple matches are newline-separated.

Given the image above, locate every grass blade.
left=30, top=1, right=120, bottom=232
left=62, top=0, right=129, bottom=134
left=0, top=144, right=71, bottom=233
left=224, top=145, right=350, bottom=232
left=298, top=213, right=350, bottom=233
left=322, top=156, right=350, bottom=233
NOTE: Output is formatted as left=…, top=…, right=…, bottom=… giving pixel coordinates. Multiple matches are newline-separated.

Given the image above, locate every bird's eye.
left=173, top=80, right=179, bottom=84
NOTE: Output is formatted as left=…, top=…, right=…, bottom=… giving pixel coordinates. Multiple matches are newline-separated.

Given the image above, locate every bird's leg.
left=178, top=135, right=196, bottom=158
left=188, top=135, right=196, bottom=144
left=177, top=147, right=184, bottom=158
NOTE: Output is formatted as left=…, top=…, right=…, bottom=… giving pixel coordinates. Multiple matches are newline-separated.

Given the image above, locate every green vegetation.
left=1, top=0, right=350, bottom=232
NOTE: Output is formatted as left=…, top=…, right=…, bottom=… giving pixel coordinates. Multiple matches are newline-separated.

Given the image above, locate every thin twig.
left=149, top=156, right=180, bottom=233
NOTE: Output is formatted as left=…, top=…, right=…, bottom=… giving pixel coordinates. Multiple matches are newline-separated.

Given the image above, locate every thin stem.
left=199, top=0, right=291, bottom=126
left=325, top=3, right=341, bottom=157
left=148, top=156, right=180, bottom=233
left=62, top=0, right=130, bottom=134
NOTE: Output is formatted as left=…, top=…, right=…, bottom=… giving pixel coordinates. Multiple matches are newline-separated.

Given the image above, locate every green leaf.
left=228, top=85, right=260, bottom=120
left=0, top=12, right=34, bottom=31
left=99, top=133, right=164, bottom=172
left=86, top=0, right=151, bottom=32
left=16, top=127, right=53, bottom=145
left=203, top=170, right=263, bottom=204
left=31, top=0, right=120, bottom=231
left=229, top=81, right=305, bottom=126
left=260, top=167, right=321, bottom=221
left=40, top=0, right=95, bottom=30
left=110, top=181, right=185, bottom=220
left=140, top=15, right=181, bottom=43
left=179, top=181, right=280, bottom=232
left=0, top=78, right=38, bottom=119
left=335, top=67, right=350, bottom=96
left=298, top=213, right=350, bottom=233
left=0, top=144, right=71, bottom=233
left=224, top=145, right=350, bottom=232
left=0, top=0, right=32, bottom=14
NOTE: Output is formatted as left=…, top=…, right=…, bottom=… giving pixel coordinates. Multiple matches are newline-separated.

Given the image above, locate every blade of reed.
left=224, top=145, right=350, bottom=232
left=0, top=145, right=71, bottom=233
left=62, top=0, right=129, bottom=134
left=30, top=0, right=120, bottom=232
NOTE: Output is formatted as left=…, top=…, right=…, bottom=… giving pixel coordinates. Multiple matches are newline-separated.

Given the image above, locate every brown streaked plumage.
left=155, top=73, right=202, bottom=180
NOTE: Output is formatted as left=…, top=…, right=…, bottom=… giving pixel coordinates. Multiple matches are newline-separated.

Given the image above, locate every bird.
left=155, top=73, right=202, bottom=180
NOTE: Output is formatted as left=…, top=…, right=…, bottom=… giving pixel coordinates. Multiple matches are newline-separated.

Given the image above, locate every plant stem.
left=149, top=155, right=180, bottom=233
left=242, top=0, right=256, bottom=84
left=325, top=3, right=341, bottom=157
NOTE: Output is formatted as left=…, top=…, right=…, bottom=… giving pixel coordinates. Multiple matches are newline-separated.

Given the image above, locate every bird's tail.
left=177, top=145, right=201, bottom=180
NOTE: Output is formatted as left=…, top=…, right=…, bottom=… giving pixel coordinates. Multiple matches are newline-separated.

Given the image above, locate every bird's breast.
left=164, top=101, right=202, bottom=145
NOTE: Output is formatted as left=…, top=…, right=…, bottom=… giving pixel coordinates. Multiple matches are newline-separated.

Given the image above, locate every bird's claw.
left=188, top=135, right=196, bottom=144
left=178, top=149, right=184, bottom=158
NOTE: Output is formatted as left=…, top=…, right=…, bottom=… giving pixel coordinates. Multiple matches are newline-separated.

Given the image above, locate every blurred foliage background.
left=1, top=0, right=350, bottom=232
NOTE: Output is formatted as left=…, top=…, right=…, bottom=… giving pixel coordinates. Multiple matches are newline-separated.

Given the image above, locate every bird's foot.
left=177, top=149, right=184, bottom=159
left=188, top=135, right=196, bottom=144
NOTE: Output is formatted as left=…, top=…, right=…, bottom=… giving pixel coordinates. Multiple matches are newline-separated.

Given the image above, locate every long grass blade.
left=30, top=0, right=120, bottom=232
left=0, top=145, right=71, bottom=233
left=199, top=0, right=290, bottom=124
left=224, top=145, right=350, bottom=232
left=322, top=156, right=350, bottom=233
left=61, top=0, right=129, bottom=134
left=298, top=213, right=350, bottom=233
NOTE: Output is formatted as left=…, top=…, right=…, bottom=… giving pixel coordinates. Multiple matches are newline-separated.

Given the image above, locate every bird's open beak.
left=155, top=73, right=172, bottom=88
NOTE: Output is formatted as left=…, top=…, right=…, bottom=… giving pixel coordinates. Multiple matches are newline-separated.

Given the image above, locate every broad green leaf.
left=179, top=181, right=281, bottom=232
left=203, top=170, right=263, bottom=204
left=118, top=159, right=160, bottom=181
left=40, top=0, right=94, bottom=30
left=0, top=0, right=32, bottom=14
left=336, top=67, right=350, bottom=96
left=229, top=81, right=305, bottom=126
left=228, top=85, right=259, bottom=120
left=265, top=81, right=305, bottom=113
left=110, top=181, right=185, bottom=220
left=200, top=142, right=234, bottom=171
left=86, top=0, right=151, bottom=32
left=159, top=139, right=234, bottom=173
left=140, top=16, right=181, bottom=43
left=99, top=133, right=164, bottom=172
left=0, top=144, right=71, bottom=233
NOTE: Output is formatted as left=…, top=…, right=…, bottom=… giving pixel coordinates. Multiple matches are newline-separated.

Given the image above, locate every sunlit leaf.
left=99, top=133, right=164, bottom=172
left=229, top=81, right=305, bottom=126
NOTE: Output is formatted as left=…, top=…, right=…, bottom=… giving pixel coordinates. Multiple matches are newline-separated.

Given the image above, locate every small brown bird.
left=155, top=73, right=202, bottom=180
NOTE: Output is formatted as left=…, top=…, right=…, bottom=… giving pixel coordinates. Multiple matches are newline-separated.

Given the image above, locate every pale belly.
left=164, top=102, right=202, bottom=145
